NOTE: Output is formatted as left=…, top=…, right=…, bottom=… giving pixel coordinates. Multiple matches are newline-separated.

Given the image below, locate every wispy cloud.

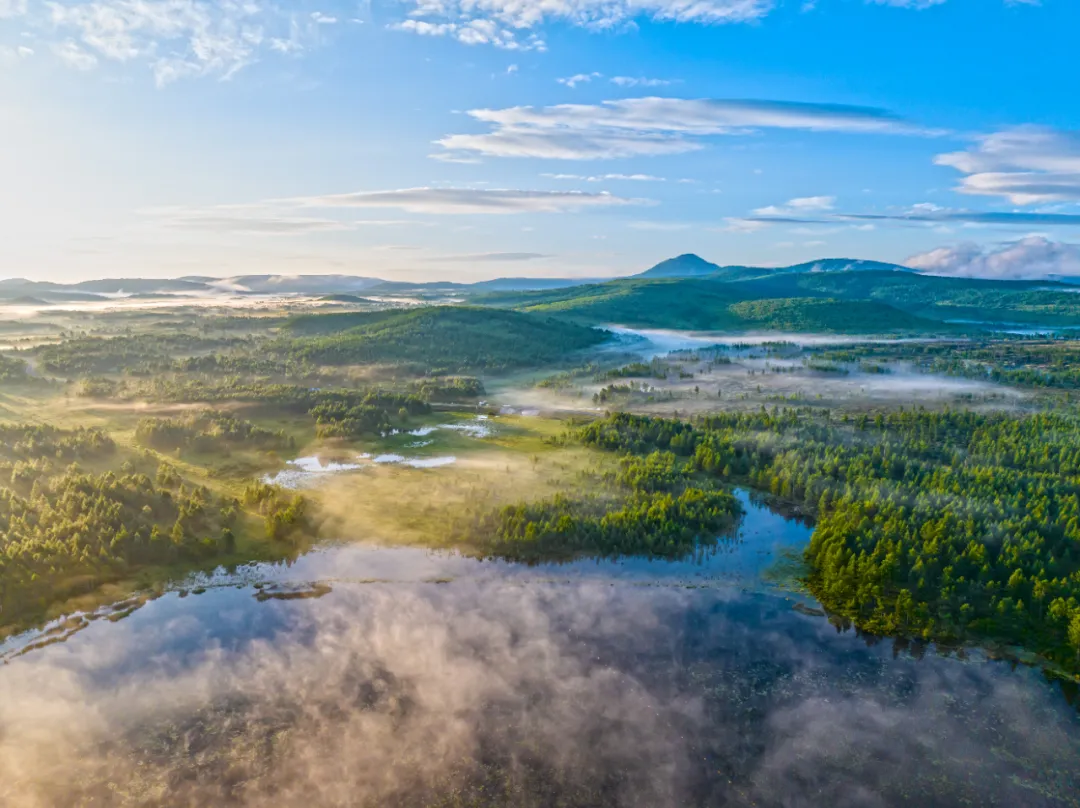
left=50, top=39, right=98, bottom=70
left=274, top=187, right=646, bottom=215
left=143, top=206, right=426, bottom=235
left=610, top=76, right=674, bottom=87
left=7, top=0, right=341, bottom=85
left=393, top=0, right=775, bottom=50
left=744, top=201, right=1080, bottom=229
left=558, top=72, right=601, bottom=88
left=543, top=172, right=667, bottom=182
left=435, top=98, right=943, bottom=160
left=936, top=126, right=1080, bottom=204
left=753, top=196, right=836, bottom=216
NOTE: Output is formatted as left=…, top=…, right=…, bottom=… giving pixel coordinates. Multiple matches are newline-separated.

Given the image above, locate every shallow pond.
left=1, top=492, right=1078, bottom=807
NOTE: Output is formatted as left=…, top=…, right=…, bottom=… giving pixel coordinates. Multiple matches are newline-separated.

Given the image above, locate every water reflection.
left=1, top=493, right=1078, bottom=807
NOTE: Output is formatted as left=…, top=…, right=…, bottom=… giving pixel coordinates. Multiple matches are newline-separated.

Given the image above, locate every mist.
left=1, top=577, right=1077, bottom=808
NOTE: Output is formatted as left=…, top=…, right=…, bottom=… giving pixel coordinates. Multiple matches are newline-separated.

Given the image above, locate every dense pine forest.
left=577, top=410, right=1080, bottom=673
left=0, top=425, right=239, bottom=622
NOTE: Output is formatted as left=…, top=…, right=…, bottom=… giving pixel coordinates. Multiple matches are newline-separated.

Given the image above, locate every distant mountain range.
left=0, top=255, right=1072, bottom=310
left=637, top=254, right=916, bottom=280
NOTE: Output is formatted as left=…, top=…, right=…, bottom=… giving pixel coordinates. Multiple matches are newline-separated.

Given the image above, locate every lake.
left=1, top=492, right=1078, bottom=807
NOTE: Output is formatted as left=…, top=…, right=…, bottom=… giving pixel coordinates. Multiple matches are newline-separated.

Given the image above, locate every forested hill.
left=473, top=278, right=943, bottom=333
left=279, top=305, right=609, bottom=373
left=472, top=268, right=1080, bottom=331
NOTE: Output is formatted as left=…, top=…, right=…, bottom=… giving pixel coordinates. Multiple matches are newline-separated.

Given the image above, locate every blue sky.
left=3, top=0, right=1080, bottom=282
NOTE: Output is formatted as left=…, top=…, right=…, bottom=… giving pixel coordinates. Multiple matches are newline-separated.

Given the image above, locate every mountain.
left=205, top=275, right=385, bottom=294
left=474, top=262, right=1080, bottom=332
left=70, top=278, right=212, bottom=294
left=781, top=258, right=915, bottom=274
left=468, top=277, right=604, bottom=292
left=638, top=254, right=725, bottom=278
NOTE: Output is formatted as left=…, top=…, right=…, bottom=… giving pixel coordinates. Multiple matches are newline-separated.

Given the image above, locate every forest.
left=813, top=339, right=1080, bottom=391
left=280, top=306, right=609, bottom=372
left=0, top=424, right=240, bottom=623
left=576, top=410, right=1080, bottom=673
left=470, top=451, right=741, bottom=562
left=134, top=410, right=293, bottom=453
left=475, top=265, right=1080, bottom=330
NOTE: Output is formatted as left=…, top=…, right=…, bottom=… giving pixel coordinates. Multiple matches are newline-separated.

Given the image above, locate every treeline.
left=134, top=411, right=293, bottom=453
left=0, top=425, right=239, bottom=621
left=472, top=451, right=741, bottom=562
left=814, top=340, right=1080, bottom=391
left=34, top=334, right=248, bottom=376
left=408, top=376, right=486, bottom=402
left=0, top=353, right=36, bottom=384
left=311, top=392, right=430, bottom=438
left=579, top=410, right=1080, bottom=672
left=242, top=482, right=313, bottom=544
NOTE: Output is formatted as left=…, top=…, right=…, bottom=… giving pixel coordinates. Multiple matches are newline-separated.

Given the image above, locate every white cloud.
left=51, top=39, right=97, bottom=70
left=753, top=195, right=836, bottom=216
left=390, top=17, right=543, bottom=50
left=429, top=152, right=483, bottom=164
left=19, top=0, right=343, bottom=85
left=543, top=172, right=667, bottom=182
left=394, top=0, right=774, bottom=50
left=158, top=212, right=356, bottom=235
left=0, top=0, right=28, bottom=18
left=0, top=43, right=33, bottom=62
left=281, top=187, right=645, bottom=215
left=936, top=126, right=1080, bottom=204
left=145, top=204, right=431, bottom=234
left=906, top=236, right=1080, bottom=279
left=557, top=72, right=601, bottom=88
left=721, top=217, right=772, bottom=233
left=610, top=76, right=673, bottom=87
left=436, top=97, right=938, bottom=160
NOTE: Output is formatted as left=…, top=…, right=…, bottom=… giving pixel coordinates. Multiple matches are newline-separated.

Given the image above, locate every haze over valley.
left=4, top=1, right=1080, bottom=805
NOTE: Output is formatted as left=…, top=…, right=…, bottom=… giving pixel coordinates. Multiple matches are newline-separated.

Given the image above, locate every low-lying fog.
left=604, top=326, right=947, bottom=360
left=2, top=563, right=1077, bottom=807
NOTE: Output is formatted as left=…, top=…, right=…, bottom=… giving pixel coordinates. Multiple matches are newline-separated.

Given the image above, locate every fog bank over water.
left=1, top=569, right=1077, bottom=807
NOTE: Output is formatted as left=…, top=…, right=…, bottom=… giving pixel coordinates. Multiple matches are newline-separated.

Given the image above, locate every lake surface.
left=1, top=492, right=1078, bottom=807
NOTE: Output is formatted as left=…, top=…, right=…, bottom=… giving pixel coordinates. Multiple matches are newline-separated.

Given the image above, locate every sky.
left=3, top=0, right=1080, bottom=283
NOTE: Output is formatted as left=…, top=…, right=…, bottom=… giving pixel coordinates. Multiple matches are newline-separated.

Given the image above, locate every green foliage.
left=242, top=482, right=312, bottom=544
left=579, top=409, right=1080, bottom=673
left=0, top=353, right=35, bottom=384
left=408, top=376, right=486, bottom=401
left=473, top=449, right=740, bottom=562
left=822, top=339, right=1080, bottom=391
left=134, top=410, right=292, bottom=453
left=476, top=269, right=1080, bottom=331
left=310, top=392, right=430, bottom=438
left=0, top=425, right=236, bottom=621
left=34, top=334, right=245, bottom=376
left=281, top=306, right=609, bottom=373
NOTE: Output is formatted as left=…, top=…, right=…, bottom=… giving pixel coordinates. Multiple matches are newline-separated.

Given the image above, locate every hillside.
left=475, top=277, right=940, bottom=333
left=281, top=305, right=610, bottom=373
left=731, top=271, right=1080, bottom=326
left=472, top=263, right=1080, bottom=331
